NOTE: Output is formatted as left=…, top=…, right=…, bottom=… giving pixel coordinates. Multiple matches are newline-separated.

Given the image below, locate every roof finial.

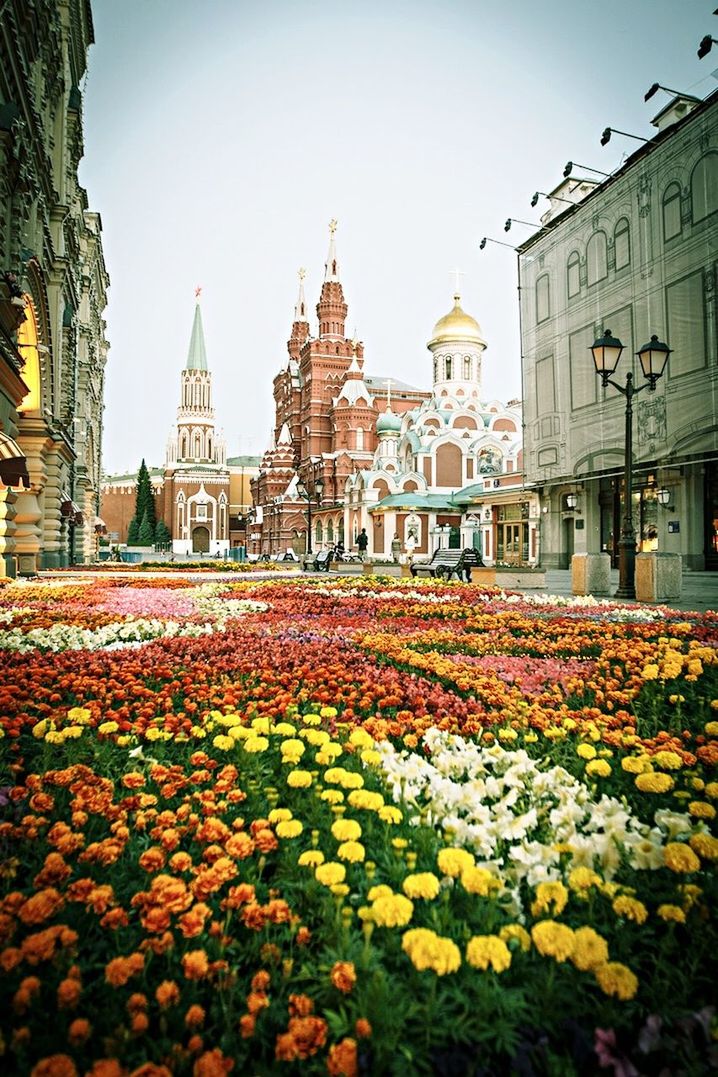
left=386, top=378, right=393, bottom=411
left=294, top=267, right=308, bottom=322
left=325, top=219, right=339, bottom=282
left=449, top=268, right=464, bottom=301
left=195, top=285, right=202, bottom=300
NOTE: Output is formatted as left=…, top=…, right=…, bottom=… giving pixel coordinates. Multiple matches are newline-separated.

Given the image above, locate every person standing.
left=357, top=528, right=368, bottom=559
left=391, top=533, right=402, bottom=562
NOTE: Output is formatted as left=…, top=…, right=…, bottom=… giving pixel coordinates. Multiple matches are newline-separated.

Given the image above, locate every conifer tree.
left=133, top=459, right=157, bottom=544
left=127, top=517, right=139, bottom=545
left=138, top=510, right=155, bottom=547
left=155, top=519, right=171, bottom=548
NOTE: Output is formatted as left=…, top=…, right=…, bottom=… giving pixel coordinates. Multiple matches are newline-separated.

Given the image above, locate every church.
left=250, top=224, right=538, bottom=566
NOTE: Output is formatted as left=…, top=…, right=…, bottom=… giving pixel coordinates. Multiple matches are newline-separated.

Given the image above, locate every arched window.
left=463, top=355, right=471, bottom=379
left=207, top=436, right=212, bottom=458
left=691, top=152, right=718, bottom=223
left=315, top=520, right=323, bottom=545
left=663, top=183, right=682, bottom=241
left=433, top=358, right=438, bottom=381
left=327, top=520, right=334, bottom=542
left=445, top=356, right=452, bottom=380
left=663, top=183, right=680, bottom=242
left=614, top=218, right=631, bottom=270
left=586, top=232, right=607, bottom=286
left=567, top=251, right=580, bottom=298
left=536, top=274, right=550, bottom=322
left=356, top=427, right=364, bottom=450
left=180, top=433, right=189, bottom=458
left=193, top=434, right=201, bottom=458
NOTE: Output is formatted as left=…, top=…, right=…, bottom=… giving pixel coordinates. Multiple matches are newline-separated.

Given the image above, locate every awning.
left=0, top=432, right=29, bottom=488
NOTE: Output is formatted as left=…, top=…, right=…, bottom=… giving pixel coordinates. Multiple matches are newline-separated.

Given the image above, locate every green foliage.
left=155, top=519, right=171, bottom=546
left=126, top=516, right=139, bottom=545
left=133, top=458, right=157, bottom=539
left=137, top=509, right=155, bottom=546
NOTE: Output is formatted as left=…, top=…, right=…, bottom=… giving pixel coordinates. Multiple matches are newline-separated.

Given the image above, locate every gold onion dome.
left=429, top=294, right=485, bottom=347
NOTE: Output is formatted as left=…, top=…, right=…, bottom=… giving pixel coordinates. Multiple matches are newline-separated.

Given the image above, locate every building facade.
left=250, top=223, right=534, bottom=564
left=1, top=0, right=109, bottom=574
left=518, top=90, right=718, bottom=570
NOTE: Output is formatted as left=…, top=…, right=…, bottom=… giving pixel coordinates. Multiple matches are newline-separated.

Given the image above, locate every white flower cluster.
left=0, top=606, right=32, bottom=624
left=310, top=584, right=455, bottom=604
left=476, top=590, right=661, bottom=620
left=0, top=617, right=223, bottom=654
left=376, top=729, right=670, bottom=894
left=189, top=583, right=269, bottom=619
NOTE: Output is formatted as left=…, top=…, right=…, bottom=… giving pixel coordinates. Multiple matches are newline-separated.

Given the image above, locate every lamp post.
left=590, top=330, right=671, bottom=599
left=296, top=476, right=324, bottom=555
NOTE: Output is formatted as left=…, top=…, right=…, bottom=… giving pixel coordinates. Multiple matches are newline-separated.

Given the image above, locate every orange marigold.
left=326, top=1037, right=358, bottom=1077
left=19, top=888, right=65, bottom=926
left=330, top=961, right=357, bottom=994
left=192, top=1048, right=234, bottom=1076
left=155, top=979, right=181, bottom=1008
left=67, top=1018, right=92, bottom=1045
left=182, top=950, right=210, bottom=980
left=105, top=952, right=144, bottom=987
left=30, top=1056, right=78, bottom=1077
left=57, top=977, right=82, bottom=1009
left=185, top=1004, right=206, bottom=1028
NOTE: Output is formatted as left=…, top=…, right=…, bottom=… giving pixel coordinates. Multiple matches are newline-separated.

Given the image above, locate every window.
left=691, top=152, right=718, bottom=223
left=586, top=232, right=607, bottom=286
left=433, top=358, right=438, bottom=381
left=614, top=218, right=630, bottom=270
left=536, top=355, right=555, bottom=415
left=445, top=356, right=452, bottom=380
left=663, top=183, right=682, bottom=241
left=463, top=355, right=471, bottom=379
left=536, top=274, right=550, bottom=323
left=567, top=252, right=580, bottom=298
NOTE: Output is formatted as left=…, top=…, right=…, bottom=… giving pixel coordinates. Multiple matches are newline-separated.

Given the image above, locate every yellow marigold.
left=568, top=867, right=602, bottom=894
left=98, top=721, right=119, bottom=735
left=570, top=927, right=609, bottom=972
left=337, top=841, right=365, bottom=863
left=324, top=768, right=364, bottom=790
left=315, top=862, right=346, bottom=887
left=320, top=789, right=344, bottom=805
left=243, top=736, right=269, bottom=754
left=349, top=728, right=374, bottom=749
left=586, top=759, right=612, bottom=778
left=287, top=770, right=312, bottom=789
left=653, top=750, right=683, bottom=771
left=499, top=924, right=531, bottom=952
left=461, top=866, right=500, bottom=897
left=272, top=721, right=297, bottom=736
left=268, top=808, right=293, bottom=823
left=402, top=873, right=440, bottom=901
left=360, top=749, right=381, bottom=767
left=594, top=961, right=638, bottom=1000
left=531, top=881, right=568, bottom=918
left=371, top=893, right=414, bottom=928
left=664, top=842, right=701, bottom=873
left=280, top=738, right=305, bottom=761
left=378, top=806, right=402, bottom=825
left=612, top=895, right=648, bottom=924
left=347, top=790, right=384, bottom=811
left=331, top=819, right=362, bottom=842
left=302, top=711, right=322, bottom=726
left=688, top=801, right=716, bottom=821
left=635, top=772, right=674, bottom=794
left=320, top=706, right=338, bottom=718
left=657, top=904, right=685, bottom=923
left=704, top=782, right=718, bottom=799
left=437, top=847, right=475, bottom=878
left=577, top=743, right=596, bottom=760
left=276, top=820, right=303, bottom=839
left=530, top=920, right=575, bottom=962
left=704, top=720, right=718, bottom=736
left=298, top=850, right=325, bottom=868
left=466, top=934, right=511, bottom=972
left=622, top=755, right=653, bottom=775
left=302, top=728, right=330, bottom=746
left=367, top=885, right=393, bottom=902
left=401, top=928, right=461, bottom=975
left=689, top=832, right=718, bottom=860
left=641, top=664, right=659, bottom=681
left=211, top=735, right=234, bottom=752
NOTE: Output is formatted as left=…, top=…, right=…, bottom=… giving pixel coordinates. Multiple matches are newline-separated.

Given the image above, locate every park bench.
left=410, top=547, right=484, bottom=582
left=313, top=550, right=332, bottom=572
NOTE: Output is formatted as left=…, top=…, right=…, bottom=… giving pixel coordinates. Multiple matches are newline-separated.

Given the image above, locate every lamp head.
left=296, top=480, right=307, bottom=499
left=530, top=192, right=539, bottom=207
left=504, top=218, right=512, bottom=232
left=563, top=161, right=573, bottom=178
left=479, top=237, right=487, bottom=250
left=600, top=127, right=612, bottom=146
left=590, top=329, right=624, bottom=383
left=698, top=34, right=714, bottom=59
left=644, top=82, right=660, bottom=102
left=656, top=487, right=671, bottom=506
left=637, top=334, right=671, bottom=388
left=314, top=476, right=325, bottom=497
left=565, top=492, right=578, bottom=510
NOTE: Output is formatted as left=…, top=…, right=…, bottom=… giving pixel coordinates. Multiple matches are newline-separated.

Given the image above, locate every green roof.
left=226, top=455, right=262, bottom=467
left=371, top=492, right=460, bottom=513
left=185, top=303, right=208, bottom=371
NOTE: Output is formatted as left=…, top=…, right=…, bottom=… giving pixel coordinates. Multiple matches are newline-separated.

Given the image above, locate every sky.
left=79, top=0, right=718, bottom=475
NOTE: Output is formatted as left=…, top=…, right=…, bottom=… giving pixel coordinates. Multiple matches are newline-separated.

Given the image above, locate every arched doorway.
left=193, top=526, right=210, bottom=553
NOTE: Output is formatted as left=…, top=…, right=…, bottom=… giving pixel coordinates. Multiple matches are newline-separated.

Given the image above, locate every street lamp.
left=296, top=476, right=324, bottom=554
left=590, top=329, right=671, bottom=599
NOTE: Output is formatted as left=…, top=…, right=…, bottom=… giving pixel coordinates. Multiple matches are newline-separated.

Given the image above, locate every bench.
left=410, top=547, right=484, bottom=582
left=313, top=550, right=332, bottom=572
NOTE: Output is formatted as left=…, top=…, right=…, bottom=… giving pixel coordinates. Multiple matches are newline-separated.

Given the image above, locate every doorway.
left=192, top=526, right=210, bottom=553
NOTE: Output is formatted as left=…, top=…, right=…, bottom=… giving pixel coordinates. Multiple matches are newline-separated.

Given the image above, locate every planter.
left=635, top=552, right=682, bottom=602
left=471, top=566, right=546, bottom=589
left=362, top=562, right=374, bottom=575
left=572, top=552, right=611, bottom=596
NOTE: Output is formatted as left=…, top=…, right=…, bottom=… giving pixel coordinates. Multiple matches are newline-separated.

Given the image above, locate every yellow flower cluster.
left=465, top=934, right=511, bottom=972
left=402, top=873, right=440, bottom=901
left=437, top=847, right=475, bottom=878
left=531, top=882, right=568, bottom=918
left=371, top=892, right=414, bottom=928
left=402, top=928, right=461, bottom=975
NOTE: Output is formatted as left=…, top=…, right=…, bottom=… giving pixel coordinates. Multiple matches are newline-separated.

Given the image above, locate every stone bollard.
left=572, top=552, right=611, bottom=596
left=635, top=552, right=682, bottom=602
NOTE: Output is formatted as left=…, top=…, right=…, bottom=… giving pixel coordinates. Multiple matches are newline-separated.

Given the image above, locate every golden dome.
left=428, top=294, right=485, bottom=348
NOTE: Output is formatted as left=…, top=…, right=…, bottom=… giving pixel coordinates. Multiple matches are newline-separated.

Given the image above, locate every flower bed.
left=0, top=575, right=716, bottom=1075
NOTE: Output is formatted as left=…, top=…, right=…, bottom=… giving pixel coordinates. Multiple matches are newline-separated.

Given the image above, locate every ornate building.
left=250, top=223, right=533, bottom=564
left=1, top=0, right=109, bottom=574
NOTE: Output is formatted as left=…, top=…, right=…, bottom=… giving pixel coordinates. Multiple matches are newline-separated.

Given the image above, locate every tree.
left=155, top=519, right=171, bottom=549
left=133, top=459, right=157, bottom=544
left=127, top=516, right=139, bottom=545
left=137, top=510, right=155, bottom=547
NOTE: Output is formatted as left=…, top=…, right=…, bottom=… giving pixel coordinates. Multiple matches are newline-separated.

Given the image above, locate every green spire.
left=185, top=302, right=208, bottom=371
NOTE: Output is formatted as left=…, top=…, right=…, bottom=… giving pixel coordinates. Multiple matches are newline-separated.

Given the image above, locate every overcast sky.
left=80, top=0, right=717, bottom=475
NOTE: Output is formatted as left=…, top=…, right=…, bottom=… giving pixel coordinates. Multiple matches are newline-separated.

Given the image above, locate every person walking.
left=357, top=528, right=368, bottom=559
